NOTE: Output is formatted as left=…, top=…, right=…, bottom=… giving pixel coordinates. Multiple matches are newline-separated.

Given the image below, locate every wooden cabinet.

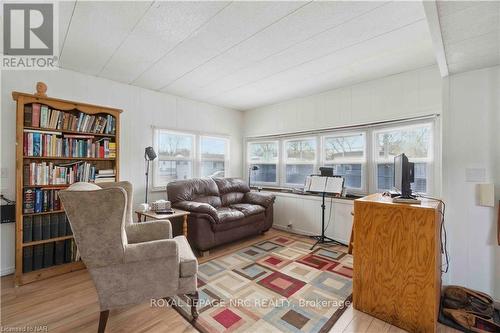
left=353, top=193, right=442, bottom=333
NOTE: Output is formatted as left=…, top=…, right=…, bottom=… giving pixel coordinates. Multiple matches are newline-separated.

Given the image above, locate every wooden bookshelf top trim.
left=12, top=91, right=123, bottom=114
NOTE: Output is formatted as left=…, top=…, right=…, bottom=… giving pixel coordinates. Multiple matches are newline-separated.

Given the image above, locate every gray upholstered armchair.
left=59, top=181, right=198, bottom=333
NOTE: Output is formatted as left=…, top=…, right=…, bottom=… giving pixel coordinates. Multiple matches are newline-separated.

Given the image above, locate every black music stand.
left=304, top=174, right=345, bottom=250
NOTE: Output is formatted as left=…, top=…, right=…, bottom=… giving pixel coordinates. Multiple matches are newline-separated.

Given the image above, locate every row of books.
left=23, top=189, right=61, bottom=214
left=23, top=239, right=79, bottom=273
left=24, top=161, right=97, bottom=185
left=24, top=104, right=116, bottom=135
left=23, top=213, right=72, bottom=242
left=23, top=130, right=116, bottom=158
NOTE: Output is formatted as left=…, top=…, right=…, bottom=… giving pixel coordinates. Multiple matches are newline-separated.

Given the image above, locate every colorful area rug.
left=172, top=235, right=353, bottom=333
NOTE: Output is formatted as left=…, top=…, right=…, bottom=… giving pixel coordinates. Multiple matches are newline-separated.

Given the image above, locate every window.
left=322, top=132, right=366, bottom=191
left=373, top=123, right=433, bottom=193
left=246, top=118, right=436, bottom=195
left=248, top=141, right=279, bottom=185
left=284, top=137, right=317, bottom=186
left=152, top=129, right=230, bottom=188
left=200, top=136, right=229, bottom=178
left=153, top=130, right=195, bottom=187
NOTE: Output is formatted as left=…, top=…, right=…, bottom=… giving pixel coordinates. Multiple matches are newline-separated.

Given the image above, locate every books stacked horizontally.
left=24, top=161, right=97, bottom=185
left=23, top=188, right=61, bottom=214
left=23, top=129, right=115, bottom=158
left=94, top=169, right=116, bottom=184
left=24, top=104, right=116, bottom=135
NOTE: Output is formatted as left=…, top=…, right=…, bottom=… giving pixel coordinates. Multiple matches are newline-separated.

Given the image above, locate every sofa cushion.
left=214, top=178, right=250, bottom=194
left=216, top=207, right=245, bottom=223
left=230, top=203, right=265, bottom=217
left=167, top=178, right=221, bottom=207
left=221, top=192, right=244, bottom=206
left=174, top=236, right=197, bottom=277
left=212, top=212, right=264, bottom=232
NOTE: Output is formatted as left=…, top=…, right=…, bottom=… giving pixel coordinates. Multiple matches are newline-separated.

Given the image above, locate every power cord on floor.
left=415, top=193, right=449, bottom=274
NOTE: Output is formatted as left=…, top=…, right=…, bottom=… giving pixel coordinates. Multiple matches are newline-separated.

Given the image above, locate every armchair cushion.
left=174, top=201, right=219, bottom=222
left=126, top=220, right=172, bottom=244
left=243, top=192, right=275, bottom=208
left=174, top=236, right=197, bottom=277
left=124, top=239, right=178, bottom=263
left=230, top=203, right=265, bottom=217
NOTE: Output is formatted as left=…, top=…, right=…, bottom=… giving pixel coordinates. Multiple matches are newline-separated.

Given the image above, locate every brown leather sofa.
left=167, top=178, right=275, bottom=254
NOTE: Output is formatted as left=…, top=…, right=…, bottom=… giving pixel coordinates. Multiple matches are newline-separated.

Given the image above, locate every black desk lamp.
left=144, top=147, right=157, bottom=203
left=248, top=165, right=259, bottom=188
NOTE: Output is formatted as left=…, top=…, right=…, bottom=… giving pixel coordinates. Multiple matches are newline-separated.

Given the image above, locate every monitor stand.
left=393, top=196, right=421, bottom=204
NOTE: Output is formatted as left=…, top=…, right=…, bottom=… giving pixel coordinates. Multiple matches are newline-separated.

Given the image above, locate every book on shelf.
left=23, top=188, right=61, bottom=213
left=42, top=215, right=50, bottom=240
left=33, top=245, right=43, bottom=270
left=23, top=247, right=33, bottom=273
left=43, top=243, right=54, bottom=268
left=23, top=189, right=35, bottom=213
left=24, top=161, right=98, bottom=185
left=32, top=216, right=42, bottom=241
left=23, top=130, right=115, bottom=158
left=25, top=103, right=116, bottom=135
left=23, top=216, right=33, bottom=242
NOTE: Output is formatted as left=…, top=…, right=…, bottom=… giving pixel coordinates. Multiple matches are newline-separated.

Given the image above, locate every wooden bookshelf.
left=13, top=84, right=122, bottom=286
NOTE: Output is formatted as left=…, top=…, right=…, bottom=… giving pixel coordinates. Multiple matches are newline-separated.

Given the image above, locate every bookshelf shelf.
left=24, top=126, right=116, bottom=137
left=14, top=85, right=122, bottom=286
left=20, top=261, right=85, bottom=285
left=23, top=235, right=74, bottom=247
left=23, top=209, right=65, bottom=216
left=24, top=156, right=116, bottom=161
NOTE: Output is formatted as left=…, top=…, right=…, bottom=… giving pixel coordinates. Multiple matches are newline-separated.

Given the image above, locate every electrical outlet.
left=287, top=223, right=293, bottom=229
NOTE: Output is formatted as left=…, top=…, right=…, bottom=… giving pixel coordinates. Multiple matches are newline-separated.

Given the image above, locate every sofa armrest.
left=124, top=239, right=178, bottom=263
left=243, top=192, right=276, bottom=208
left=126, top=220, right=172, bottom=244
left=174, top=201, right=219, bottom=222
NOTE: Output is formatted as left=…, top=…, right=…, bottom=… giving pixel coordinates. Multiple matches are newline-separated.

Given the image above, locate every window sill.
left=250, top=186, right=363, bottom=201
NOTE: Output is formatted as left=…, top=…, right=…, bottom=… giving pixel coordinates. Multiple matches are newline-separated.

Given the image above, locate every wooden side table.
left=135, top=209, right=190, bottom=237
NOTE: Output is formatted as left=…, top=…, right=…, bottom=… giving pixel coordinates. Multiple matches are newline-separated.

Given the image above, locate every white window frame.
left=371, top=122, right=434, bottom=194
left=247, top=140, right=280, bottom=187
left=152, top=128, right=231, bottom=190
left=282, top=136, right=318, bottom=187
left=152, top=129, right=196, bottom=190
left=321, top=131, right=367, bottom=194
left=199, top=135, right=230, bottom=178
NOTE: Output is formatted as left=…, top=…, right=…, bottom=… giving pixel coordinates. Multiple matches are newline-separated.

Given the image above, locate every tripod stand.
left=310, top=191, right=346, bottom=250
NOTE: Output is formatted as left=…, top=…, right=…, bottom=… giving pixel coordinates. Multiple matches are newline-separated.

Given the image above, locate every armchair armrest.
left=124, top=239, right=178, bottom=263
left=126, top=220, right=172, bottom=244
left=174, top=201, right=219, bottom=222
left=243, top=192, right=276, bottom=208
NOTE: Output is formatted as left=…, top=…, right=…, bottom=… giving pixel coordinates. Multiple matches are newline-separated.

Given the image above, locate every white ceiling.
left=58, top=1, right=437, bottom=110
left=436, top=1, right=499, bottom=74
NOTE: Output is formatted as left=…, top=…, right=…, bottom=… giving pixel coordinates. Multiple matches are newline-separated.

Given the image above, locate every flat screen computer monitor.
left=394, top=153, right=414, bottom=198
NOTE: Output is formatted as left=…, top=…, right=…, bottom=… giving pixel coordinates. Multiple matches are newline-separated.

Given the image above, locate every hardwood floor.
left=1, top=229, right=458, bottom=333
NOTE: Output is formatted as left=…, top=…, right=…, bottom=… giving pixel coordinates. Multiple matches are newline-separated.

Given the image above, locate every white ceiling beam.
left=422, top=0, right=449, bottom=77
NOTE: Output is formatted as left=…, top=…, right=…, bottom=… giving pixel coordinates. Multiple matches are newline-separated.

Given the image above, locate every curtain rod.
left=245, top=113, right=440, bottom=140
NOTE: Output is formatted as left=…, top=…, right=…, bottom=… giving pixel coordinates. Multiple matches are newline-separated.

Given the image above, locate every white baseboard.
left=1, top=266, right=15, bottom=276
left=272, top=224, right=349, bottom=245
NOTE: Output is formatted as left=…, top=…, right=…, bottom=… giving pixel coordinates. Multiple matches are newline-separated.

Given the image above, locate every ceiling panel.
left=57, top=1, right=440, bottom=110
left=207, top=20, right=434, bottom=110
left=59, top=1, right=153, bottom=75
left=163, top=1, right=387, bottom=94
left=132, top=1, right=306, bottom=90
left=185, top=1, right=428, bottom=102
left=437, top=1, right=500, bottom=74
left=98, top=1, right=229, bottom=83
